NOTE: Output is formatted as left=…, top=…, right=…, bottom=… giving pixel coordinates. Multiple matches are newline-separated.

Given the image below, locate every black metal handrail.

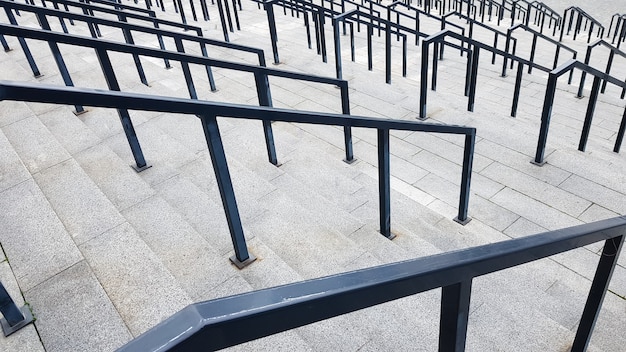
left=502, top=23, right=577, bottom=78
left=559, top=6, right=604, bottom=43
left=502, top=0, right=528, bottom=27
left=129, top=0, right=239, bottom=43
left=389, top=0, right=467, bottom=39
left=442, top=10, right=516, bottom=64
left=419, top=29, right=550, bottom=119
left=332, top=8, right=416, bottom=83
left=115, top=215, right=626, bottom=351
left=78, top=0, right=156, bottom=15
left=534, top=59, right=626, bottom=164
left=526, top=1, right=560, bottom=36
left=0, top=22, right=353, bottom=170
left=34, top=0, right=202, bottom=34
left=608, top=13, right=626, bottom=50
left=0, top=0, right=267, bottom=82
left=474, top=0, right=504, bottom=24
left=577, top=39, right=626, bottom=99
left=258, top=0, right=339, bottom=63
left=0, top=79, right=476, bottom=266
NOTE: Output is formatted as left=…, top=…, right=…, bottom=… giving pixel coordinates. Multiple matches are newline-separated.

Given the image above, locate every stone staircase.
left=0, top=0, right=625, bottom=351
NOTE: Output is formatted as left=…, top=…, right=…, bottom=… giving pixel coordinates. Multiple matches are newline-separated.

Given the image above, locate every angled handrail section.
left=534, top=59, right=626, bottom=165
left=0, top=0, right=267, bottom=83
left=419, top=29, right=551, bottom=119
left=560, top=6, right=604, bottom=43
left=607, top=13, right=626, bottom=49
left=526, top=1, right=560, bottom=36
left=442, top=10, right=515, bottom=64
left=115, top=215, right=626, bottom=351
left=332, top=8, right=417, bottom=83
left=502, top=23, right=577, bottom=77
left=0, top=79, right=476, bottom=265
left=577, top=39, right=626, bottom=99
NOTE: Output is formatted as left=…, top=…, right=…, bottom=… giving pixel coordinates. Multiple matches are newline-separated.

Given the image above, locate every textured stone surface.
left=33, top=159, right=126, bottom=245
left=24, top=261, right=132, bottom=352
left=2, top=116, right=70, bottom=174
left=78, top=223, right=191, bottom=336
left=0, top=179, right=83, bottom=291
left=1, top=0, right=626, bottom=350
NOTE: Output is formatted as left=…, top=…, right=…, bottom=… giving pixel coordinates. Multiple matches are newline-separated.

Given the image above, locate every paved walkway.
left=0, top=0, right=625, bottom=351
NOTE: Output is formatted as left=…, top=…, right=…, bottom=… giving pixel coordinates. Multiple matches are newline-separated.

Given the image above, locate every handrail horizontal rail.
left=560, top=6, right=604, bottom=43
left=425, top=29, right=548, bottom=71
left=444, top=10, right=508, bottom=37
left=0, top=80, right=472, bottom=134
left=31, top=0, right=203, bottom=34
left=116, top=215, right=626, bottom=351
left=587, top=39, right=626, bottom=60
left=74, top=0, right=156, bottom=15
left=388, top=1, right=466, bottom=34
left=0, top=23, right=339, bottom=86
left=563, top=6, right=603, bottom=27
left=0, top=0, right=266, bottom=65
left=508, top=23, right=576, bottom=55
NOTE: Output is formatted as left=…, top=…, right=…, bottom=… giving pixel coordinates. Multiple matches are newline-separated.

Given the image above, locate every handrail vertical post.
left=464, top=47, right=472, bottom=97
left=614, top=107, right=626, bottom=153
left=200, top=114, right=255, bottom=269
left=402, top=35, right=407, bottom=77
left=254, top=72, right=278, bottom=166
left=318, top=9, right=327, bottom=63
left=367, top=24, right=373, bottom=70
left=117, top=14, right=149, bottom=86
left=432, top=41, right=439, bottom=90
left=173, top=38, right=199, bottom=99
left=305, top=13, right=312, bottom=49
left=350, top=22, right=354, bottom=62
left=339, top=82, right=354, bottom=163
left=36, top=13, right=85, bottom=114
left=419, top=40, right=429, bottom=120
left=377, top=128, right=394, bottom=239
left=501, top=28, right=511, bottom=76
left=265, top=0, right=280, bottom=64
left=216, top=0, right=230, bottom=41
left=578, top=76, right=601, bottom=152
left=385, top=21, right=391, bottom=84
left=199, top=42, right=218, bottom=91
left=511, top=61, right=523, bottom=117
left=601, top=51, right=614, bottom=94
left=333, top=17, right=343, bottom=79
left=95, top=48, right=149, bottom=171
left=0, top=34, right=9, bottom=52
left=571, top=235, right=624, bottom=352
left=455, top=132, right=473, bottom=224
left=577, top=46, right=592, bottom=98
left=527, top=33, right=537, bottom=74
left=176, top=0, right=187, bottom=24
left=439, top=279, right=472, bottom=352
left=467, top=45, right=479, bottom=112
left=3, top=8, right=41, bottom=77
left=533, top=72, right=558, bottom=165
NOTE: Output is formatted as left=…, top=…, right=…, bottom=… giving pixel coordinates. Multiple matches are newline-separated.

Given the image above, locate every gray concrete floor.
left=0, top=0, right=625, bottom=351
